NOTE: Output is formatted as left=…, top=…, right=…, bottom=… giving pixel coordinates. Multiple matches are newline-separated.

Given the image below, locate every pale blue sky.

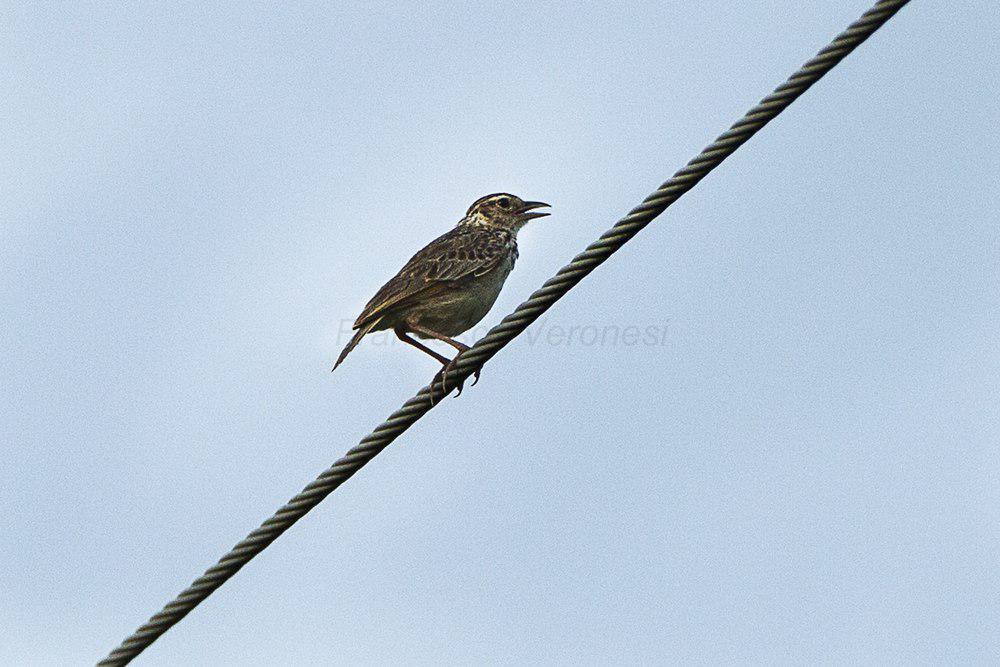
left=2, top=1, right=999, bottom=664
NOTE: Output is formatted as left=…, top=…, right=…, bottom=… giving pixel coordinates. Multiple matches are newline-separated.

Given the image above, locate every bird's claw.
left=432, top=361, right=482, bottom=398
left=456, top=368, right=482, bottom=395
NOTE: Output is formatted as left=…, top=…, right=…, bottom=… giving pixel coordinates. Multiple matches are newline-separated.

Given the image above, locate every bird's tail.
left=332, top=317, right=381, bottom=371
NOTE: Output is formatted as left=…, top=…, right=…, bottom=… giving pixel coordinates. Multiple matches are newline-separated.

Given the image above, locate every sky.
left=2, top=1, right=999, bottom=664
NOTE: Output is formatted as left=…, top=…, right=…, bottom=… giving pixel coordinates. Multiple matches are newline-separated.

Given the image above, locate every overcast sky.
left=2, top=1, right=999, bottom=664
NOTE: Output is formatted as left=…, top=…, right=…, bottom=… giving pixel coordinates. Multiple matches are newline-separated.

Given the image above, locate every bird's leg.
left=405, top=323, right=482, bottom=396
left=394, top=327, right=457, bottom=402
left=394, top=327, right=451, bottom=365
left=405, top=324, right=469, bottom=354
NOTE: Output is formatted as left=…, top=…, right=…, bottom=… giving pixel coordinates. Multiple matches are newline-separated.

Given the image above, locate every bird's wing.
left=353, top=226, right=515, bottom=329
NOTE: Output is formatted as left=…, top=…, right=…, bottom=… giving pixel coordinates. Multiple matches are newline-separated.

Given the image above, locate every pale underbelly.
left=404, top=265, right=511, bottom=337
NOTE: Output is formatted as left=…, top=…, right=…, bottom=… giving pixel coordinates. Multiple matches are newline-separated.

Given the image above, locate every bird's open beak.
left=517, top=201, right=551, bottom=221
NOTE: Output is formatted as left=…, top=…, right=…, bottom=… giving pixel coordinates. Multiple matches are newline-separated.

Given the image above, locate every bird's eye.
left=497, top=197, right=511, bottom=209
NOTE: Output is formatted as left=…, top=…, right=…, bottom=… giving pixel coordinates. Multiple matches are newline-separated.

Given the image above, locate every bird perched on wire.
left=333, top=193, right=550, bottom=394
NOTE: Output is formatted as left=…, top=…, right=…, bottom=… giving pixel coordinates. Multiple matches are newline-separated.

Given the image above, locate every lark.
left=333, top=193, right=550, bottom=393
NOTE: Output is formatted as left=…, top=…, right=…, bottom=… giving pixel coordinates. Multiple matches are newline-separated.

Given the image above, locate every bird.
left=333, top=193, right=551, bottom=394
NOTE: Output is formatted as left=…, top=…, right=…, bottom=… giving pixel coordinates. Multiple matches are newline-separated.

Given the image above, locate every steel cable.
left=99, top=1, right=911, bottom=663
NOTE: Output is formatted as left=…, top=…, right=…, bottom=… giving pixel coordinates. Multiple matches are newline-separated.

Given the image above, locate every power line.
left=98, top=1, right=911, bottom=663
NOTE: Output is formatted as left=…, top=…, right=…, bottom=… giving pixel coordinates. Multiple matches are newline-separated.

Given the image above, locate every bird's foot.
left=433, top=360, right=482, bottom=398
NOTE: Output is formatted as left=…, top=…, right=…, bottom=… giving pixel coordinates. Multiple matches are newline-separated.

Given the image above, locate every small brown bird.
left=334, top=193, right=550, bottom=392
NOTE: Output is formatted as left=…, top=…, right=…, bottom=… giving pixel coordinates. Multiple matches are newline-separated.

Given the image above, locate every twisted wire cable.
left=99, top=1, right=910, bottom=663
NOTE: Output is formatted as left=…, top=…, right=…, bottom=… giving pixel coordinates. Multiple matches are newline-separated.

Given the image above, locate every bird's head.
left=461, top=193, right=550, bottom=232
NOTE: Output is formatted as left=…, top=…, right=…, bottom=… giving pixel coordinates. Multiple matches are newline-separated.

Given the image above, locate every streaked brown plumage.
left=333, top=193, right=550, bottom=393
